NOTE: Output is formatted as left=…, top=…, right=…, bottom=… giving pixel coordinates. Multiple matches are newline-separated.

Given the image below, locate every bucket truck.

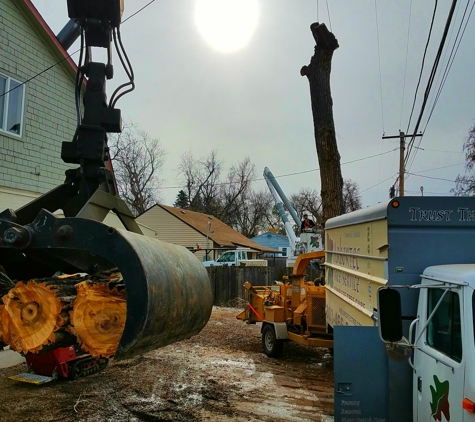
left=263, top=167, right=322, bottom=267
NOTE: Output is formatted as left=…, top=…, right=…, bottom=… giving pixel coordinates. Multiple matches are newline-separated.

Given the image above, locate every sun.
left=194, top=0, right=259, bottom=53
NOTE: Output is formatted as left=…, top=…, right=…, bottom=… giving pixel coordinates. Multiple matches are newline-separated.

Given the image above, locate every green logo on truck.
left=430, top=375, right=450, bottom=421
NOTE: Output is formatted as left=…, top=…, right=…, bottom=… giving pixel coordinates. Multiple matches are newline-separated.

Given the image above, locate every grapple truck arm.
left=0, top=0, right=212, bottom=371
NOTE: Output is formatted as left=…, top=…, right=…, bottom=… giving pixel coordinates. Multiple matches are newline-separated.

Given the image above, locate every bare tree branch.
left=109, top=123, right=166, bottom=216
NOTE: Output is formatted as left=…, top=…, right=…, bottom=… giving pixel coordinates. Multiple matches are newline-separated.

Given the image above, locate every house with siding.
left=251, top=231, right=290, bottom=258
left=136, top=204, right=279, bottom=262
left=0, top=0, right=79, bottom=209
left=0, top=0, right=155, bottom=235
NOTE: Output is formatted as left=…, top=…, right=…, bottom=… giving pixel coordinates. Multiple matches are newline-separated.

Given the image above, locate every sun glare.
left=195, top=0, right=259, bottom=53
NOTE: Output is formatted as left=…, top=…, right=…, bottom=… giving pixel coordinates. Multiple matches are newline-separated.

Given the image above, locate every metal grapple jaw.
left=0, top=209, right=213, bottom=360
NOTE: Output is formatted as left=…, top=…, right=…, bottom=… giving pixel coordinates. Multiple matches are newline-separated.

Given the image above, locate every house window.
left=279, top=247, right=288, bottom=257
left=0, top=74, right=25, bottom=136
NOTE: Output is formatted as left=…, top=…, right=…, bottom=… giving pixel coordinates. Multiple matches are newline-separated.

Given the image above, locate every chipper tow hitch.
left=0, top=0, right=213, bottom=382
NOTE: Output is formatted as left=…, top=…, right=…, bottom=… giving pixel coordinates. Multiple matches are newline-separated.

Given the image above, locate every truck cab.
left=202, top=250, right=245, bottom=267
left=202, top=249, right=267, bottom=267
left=325, top=196, right=475, bottom=420
left=381, top=264, right=475, bottom=421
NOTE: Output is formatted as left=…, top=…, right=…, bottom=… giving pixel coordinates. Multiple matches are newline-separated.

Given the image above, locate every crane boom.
left=263, top=170, right=298, bottom=247
left=263, top=167, right=300, bottom=227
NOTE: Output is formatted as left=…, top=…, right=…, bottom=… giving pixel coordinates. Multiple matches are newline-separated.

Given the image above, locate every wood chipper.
left=237, top=251, right=333, bottom=357
left=0, top=0, right=212, bottom=384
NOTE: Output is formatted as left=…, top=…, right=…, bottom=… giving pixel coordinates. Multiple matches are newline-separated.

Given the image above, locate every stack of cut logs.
left=0, top=269, right=126, bottom=358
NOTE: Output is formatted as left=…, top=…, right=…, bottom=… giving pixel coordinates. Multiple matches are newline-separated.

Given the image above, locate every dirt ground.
left=0, top=307, right=334, bottom=422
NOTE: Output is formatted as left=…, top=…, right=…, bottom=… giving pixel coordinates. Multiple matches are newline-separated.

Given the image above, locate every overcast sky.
left=31, top=0, right=475, bottom=209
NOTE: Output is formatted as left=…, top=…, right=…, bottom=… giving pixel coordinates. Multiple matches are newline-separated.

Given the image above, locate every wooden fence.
left=206, top=266, right=321, bottom=307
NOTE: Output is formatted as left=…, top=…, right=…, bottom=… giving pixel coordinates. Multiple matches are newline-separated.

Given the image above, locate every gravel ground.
left=0, top=307, right=334, bottom=422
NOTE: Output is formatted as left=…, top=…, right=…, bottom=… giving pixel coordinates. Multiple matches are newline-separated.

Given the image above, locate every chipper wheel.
left=262, top=324, right=284, bottom=358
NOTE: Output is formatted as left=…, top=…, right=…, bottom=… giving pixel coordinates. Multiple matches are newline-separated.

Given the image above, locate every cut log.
left=0, top=270, right=126, bottom=356
left=69, top=281, right=126, bottom=358
left=0, top=281, right=63, bottom=354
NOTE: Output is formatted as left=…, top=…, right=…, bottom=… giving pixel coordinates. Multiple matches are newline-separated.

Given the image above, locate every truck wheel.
left=262, top=324, right=284, bottom=358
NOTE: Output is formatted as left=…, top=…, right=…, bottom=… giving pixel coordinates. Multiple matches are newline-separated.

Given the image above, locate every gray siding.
left=0, top=0, right=76, bottom=198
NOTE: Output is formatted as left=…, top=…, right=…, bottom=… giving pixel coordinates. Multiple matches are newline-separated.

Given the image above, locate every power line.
left=406, top=172, right=456, bottom=183
left=411, top=162, right=464, bottom=173
left=405, top=189, right=454, bottom=195
left=360, top=174, right=397, bottom=194
left=423, top=0, right=475, bottom=133
left=161, top=149, right=397, bottom=190
left=122, top=0, right=156, bottom=23
left=326, top=0, right=333, bottom=31
left=374, top=0, right=385, bottom=134
left=404, top=1, right=438, bottom=138
left=405, top=0, right=458, bottom=172
left=399, top=0, right=413, bottom=129
left=414, top=146, right=463, bottom=153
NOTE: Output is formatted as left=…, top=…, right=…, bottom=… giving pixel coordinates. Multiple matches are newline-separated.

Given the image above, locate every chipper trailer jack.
left=0, top=0, right=212, bottom=384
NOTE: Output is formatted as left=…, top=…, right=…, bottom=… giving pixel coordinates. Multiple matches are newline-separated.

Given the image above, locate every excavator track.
left=69, top=357, right=108, bottom=379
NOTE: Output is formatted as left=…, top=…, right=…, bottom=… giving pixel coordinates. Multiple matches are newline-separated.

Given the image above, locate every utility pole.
left=382, top=131, right=423, bottom=196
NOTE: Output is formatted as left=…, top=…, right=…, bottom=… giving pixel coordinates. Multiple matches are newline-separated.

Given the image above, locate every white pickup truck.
left=202, top=249, right=267, bottom=267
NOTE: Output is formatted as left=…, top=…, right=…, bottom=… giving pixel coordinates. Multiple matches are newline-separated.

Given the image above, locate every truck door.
left=414, top=288, right=464, bottom=422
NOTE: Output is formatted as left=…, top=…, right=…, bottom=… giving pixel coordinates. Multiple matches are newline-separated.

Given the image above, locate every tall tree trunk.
left=301, top=22, right=344, bottom=225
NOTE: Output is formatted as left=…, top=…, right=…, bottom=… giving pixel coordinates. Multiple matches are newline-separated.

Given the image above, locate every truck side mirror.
left=378, top=288, right=403, bottom=343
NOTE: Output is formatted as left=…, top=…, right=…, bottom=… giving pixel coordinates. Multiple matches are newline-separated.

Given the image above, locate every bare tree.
left=452, top=124, right=475, bottom=196
left=234, top=190, right=274, bottom=238
left=177, top=153, right=257, bottom=230
left=301, top=23, right=344, bottom=225
left=342, top=179, right=362, bottom=212
left=108, top=124, right=166, bottom=216
left=178, top=150, right=222, bottom=214
left=218, top=157, right=255, bottom=226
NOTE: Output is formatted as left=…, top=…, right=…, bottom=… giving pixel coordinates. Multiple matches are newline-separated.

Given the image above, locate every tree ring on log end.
left=69, top=280, right=126, bottom=359
left=0, top=281, right=62, bottom=354
left=20, top=301, right=40, bottom=324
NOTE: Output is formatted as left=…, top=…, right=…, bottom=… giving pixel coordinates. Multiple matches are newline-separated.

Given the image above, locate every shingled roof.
left=158, top=205, right=279, bottom=253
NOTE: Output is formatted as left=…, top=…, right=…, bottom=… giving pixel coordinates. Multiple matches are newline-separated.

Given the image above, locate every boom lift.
left=0, top=0, right=212, bottom=382
left=263, top=167, right=322, bottom=267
